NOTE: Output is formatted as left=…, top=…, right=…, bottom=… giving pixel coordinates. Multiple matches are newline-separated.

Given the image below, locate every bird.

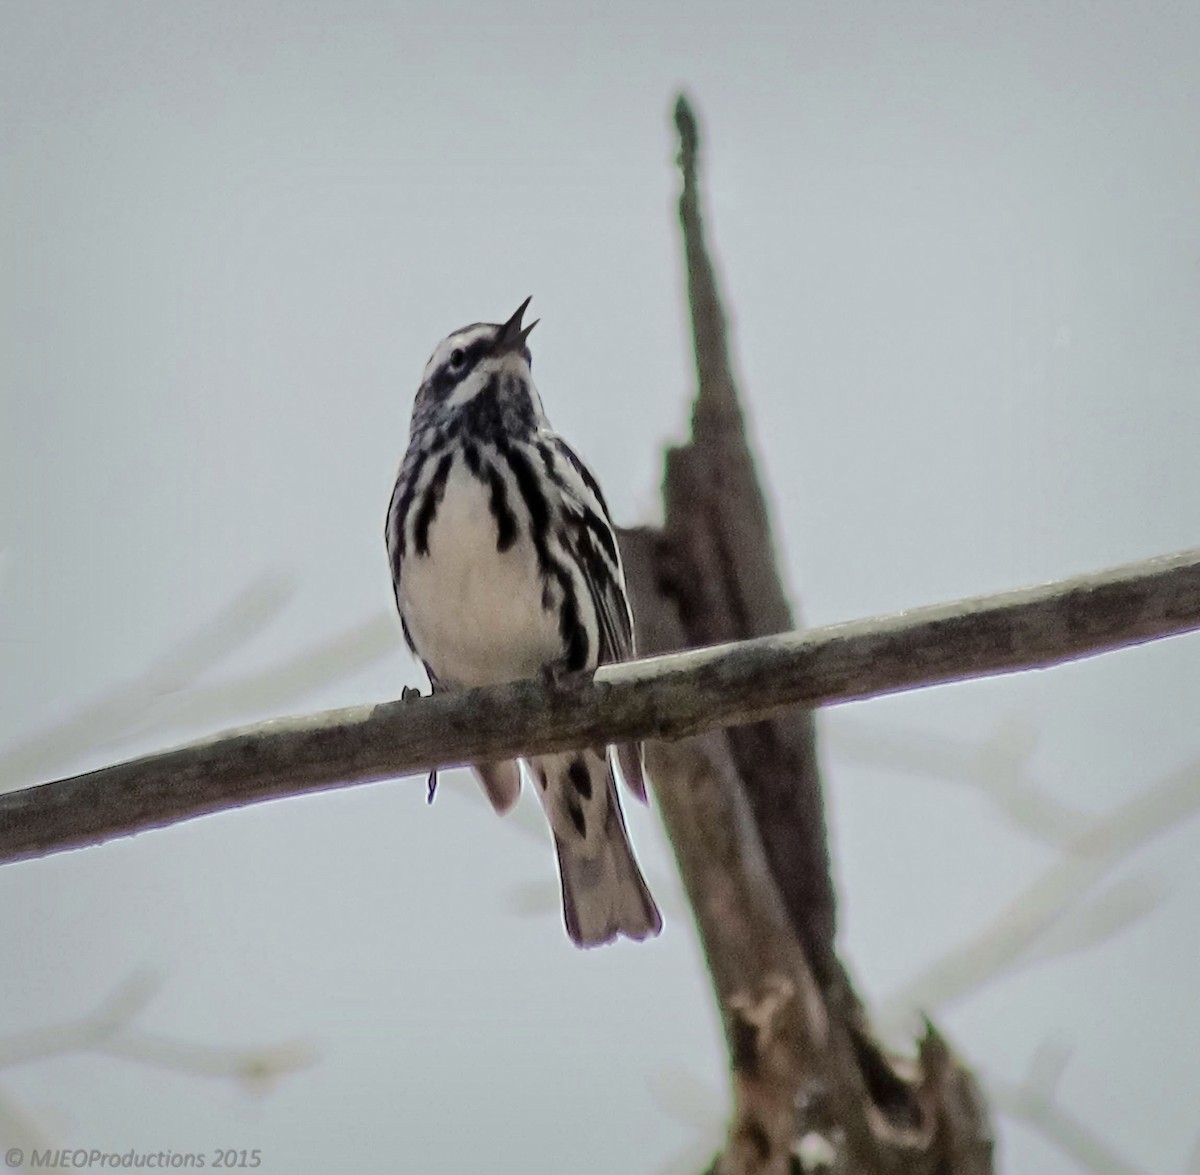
left=385, top=297, right=662, bottom=948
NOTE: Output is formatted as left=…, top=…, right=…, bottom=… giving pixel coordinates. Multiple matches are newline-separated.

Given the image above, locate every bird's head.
left=412, top=297, right=542, bottom=430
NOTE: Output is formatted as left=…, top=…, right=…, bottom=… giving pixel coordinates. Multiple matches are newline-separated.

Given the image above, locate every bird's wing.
left=542, top=433, right=647, bottom=801
left=542, top=433, right=634, bottom=665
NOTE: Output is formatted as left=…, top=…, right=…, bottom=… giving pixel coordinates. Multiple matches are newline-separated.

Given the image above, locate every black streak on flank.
left=503, top=443, right=550, bottom=539
left=506, top=441, right=589, bottom=669
left=561, top=604, right=588, bottom=672
left=413, top=451, right=455, bottom=556
left=567, top=797, right=587, bottom=838
left=484, top=463, right=519, bottom=551
left=390, top=448, right=428, bottom=561
left=567, top=757, right=592, bottom=800
left=578, top=531, right=622, bottom=661
left=462, top=441, right=480, bottom=476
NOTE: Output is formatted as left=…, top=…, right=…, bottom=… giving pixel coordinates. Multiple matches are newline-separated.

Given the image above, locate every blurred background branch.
left=988, top=1043, right=1145, bottom=1175
left=0, top=973, right=314, bottom=1173
left=827, top=714, right=1086, bottom=846
left=880, top=754, right=1200, bottom=1031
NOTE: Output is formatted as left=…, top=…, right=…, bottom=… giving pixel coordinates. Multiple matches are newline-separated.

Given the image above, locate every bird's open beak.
left=497, top=296, right=539, bottom=353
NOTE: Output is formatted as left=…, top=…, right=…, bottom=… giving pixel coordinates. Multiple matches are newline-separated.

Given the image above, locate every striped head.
left=410, top=297, right=546, bottom=436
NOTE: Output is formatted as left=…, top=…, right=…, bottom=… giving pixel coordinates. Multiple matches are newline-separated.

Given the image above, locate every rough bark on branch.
left=617, top=94, right=995, bottom=1174
left=1, top=546, right=1197, bottom=868
left=668, top=96, right=835, bottom=993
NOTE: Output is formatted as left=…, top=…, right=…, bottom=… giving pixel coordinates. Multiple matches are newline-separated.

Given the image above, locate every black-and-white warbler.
left=385, top=298, right=662, bottom=947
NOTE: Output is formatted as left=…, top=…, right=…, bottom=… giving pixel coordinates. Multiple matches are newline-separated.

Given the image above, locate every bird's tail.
left=471, top=758, right=522, bottom=814
left=530, top=748, right=661, bottom=948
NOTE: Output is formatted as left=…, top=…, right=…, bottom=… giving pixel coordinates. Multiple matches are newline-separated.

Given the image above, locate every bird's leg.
left=399, top=685, right=437, bottom=799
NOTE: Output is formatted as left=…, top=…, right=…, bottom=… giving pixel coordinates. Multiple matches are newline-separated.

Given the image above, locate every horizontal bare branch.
left=2, top=547, right=1199, bottom=866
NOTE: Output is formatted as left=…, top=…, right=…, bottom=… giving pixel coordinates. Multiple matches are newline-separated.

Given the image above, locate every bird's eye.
left=449, top=348, right=466, bottom=369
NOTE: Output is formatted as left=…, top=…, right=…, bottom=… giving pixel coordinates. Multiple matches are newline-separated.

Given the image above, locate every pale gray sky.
left=3, top=2, right=1199, bottom=1171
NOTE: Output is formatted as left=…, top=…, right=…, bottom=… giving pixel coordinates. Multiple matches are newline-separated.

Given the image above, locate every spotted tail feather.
left=531, top=748, right=661, bottom=948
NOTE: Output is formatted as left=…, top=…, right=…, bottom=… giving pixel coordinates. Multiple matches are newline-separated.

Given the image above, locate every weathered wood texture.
left=619, top=96, right=994, bottom=1174
left=2, top=545, right=1197, bottom=868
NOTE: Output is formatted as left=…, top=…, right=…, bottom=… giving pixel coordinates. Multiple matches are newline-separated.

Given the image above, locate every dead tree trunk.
left=618, top=95, right=994, bottom=1175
